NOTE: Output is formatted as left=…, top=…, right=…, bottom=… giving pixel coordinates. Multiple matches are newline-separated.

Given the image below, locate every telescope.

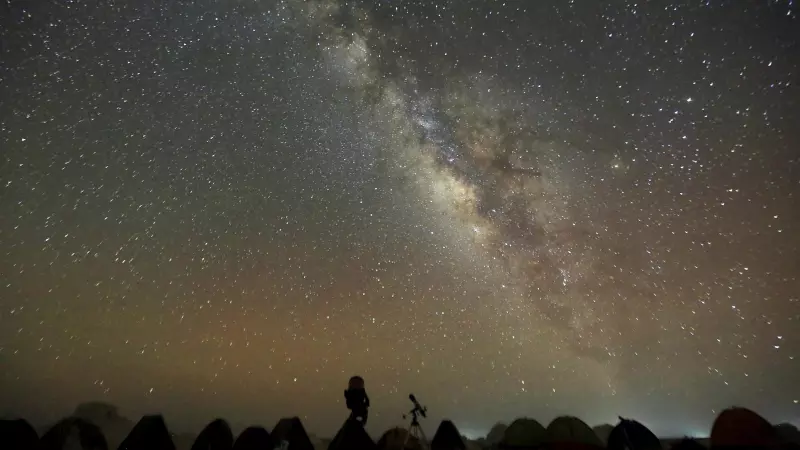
left=402, top=394, right=429, bottom=449
left=407, top=393, right=427, bottom=418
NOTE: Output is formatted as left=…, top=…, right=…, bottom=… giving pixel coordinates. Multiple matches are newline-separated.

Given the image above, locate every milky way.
left=1, top=0, right=798, bottom=438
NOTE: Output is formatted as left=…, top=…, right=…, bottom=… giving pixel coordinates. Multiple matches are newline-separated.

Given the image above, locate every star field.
left=1, top=0, right=798, bottom=438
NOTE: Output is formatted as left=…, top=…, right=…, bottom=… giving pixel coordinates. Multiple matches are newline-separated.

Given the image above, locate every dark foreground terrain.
left=2, top=402, right=798, bottom=449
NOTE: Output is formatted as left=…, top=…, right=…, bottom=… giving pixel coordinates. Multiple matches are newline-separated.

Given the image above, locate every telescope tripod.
left=403, top=410, right=429, bottom=450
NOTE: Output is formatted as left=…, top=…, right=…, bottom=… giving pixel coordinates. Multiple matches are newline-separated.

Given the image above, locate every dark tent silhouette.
left=191, top=418, right=234, bottom=450
left=376, top=427, right=422, bottom=450
left=710, top=407, right=778, bottom=448
left=606, top=418, right=661, bottom=450
left=775, top=423, right=800, bottom=447
left=590, top=424, right=613, bottom=446
left=544, top=416, right=603, bottom=449
left=499, top=417, right=545, bottom=449
left=669, top=438, right=707, bottom=450
left=73, top=403, right=122, bottom=423
left=328, top=417, right=377, bottom=450
left=0, top=418, right=39, bottom=450
left=40, top=417, right=108, bottom=450
left=117, top=415, right=175, bottom=450
left=233, top=426, right=274, bottom=450
left=431, top=420, right=466, bottom=450
left=71, top=402, right=135, bottom=450
left=485, top=423, right=508, bottom=446
left=271, top=417, right=314, bottom=450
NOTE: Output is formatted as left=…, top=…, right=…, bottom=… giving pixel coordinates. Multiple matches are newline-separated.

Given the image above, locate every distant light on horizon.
left=458, top=427, right=486, bottom=440
left=684, top=430, right=709, bottom=439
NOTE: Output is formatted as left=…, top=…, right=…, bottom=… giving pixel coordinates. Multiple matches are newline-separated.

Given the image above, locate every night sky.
left=1, top=0, right=799, bottom=439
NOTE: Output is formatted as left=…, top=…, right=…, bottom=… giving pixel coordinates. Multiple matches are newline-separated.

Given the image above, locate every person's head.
left=348, top=375, right=365, bottom=390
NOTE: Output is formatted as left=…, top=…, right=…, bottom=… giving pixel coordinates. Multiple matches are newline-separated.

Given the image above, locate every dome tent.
left=233, top=426, right=274, bottom=450
left=544, top=416, right=603, bottom=449
left=710, top=407, right=778, bottom=448
left=272, top=417, right=315, bottom=450
left=191, top=418, right=234, bottom=450
left=118, top=415, right=175, bottom=450
left=377, top=427, right=422, bottom=450
left=431, top=420, right=466, bottom=450
left=71, top=402, right=135, bottom=450
left=590, top=424, right=614, bottom=446
left=775, top=423, right=800, bottom=447
left=73, top=402, right=122, bottom=424
left=606, top=418, right=661, bottom=450
left=40, top=417, right=109, bottom=450
left=0, top=418, right=39, bottom=450
left=486, top=423, right=508, bottom=446
left=499, top=417, right=546, bottom=449
left=328, top=417, right=377, bottom=450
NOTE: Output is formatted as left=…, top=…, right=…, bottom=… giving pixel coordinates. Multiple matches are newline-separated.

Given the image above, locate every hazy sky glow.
left=1, top=0, right=798, bottom=438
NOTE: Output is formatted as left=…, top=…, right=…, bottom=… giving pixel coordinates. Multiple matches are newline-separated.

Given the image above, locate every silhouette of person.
left=344, top=375, right=370, bottom=426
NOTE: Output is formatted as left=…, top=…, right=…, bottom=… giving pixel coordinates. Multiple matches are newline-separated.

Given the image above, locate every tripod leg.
left=404, top=424, right=428, bottom=450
